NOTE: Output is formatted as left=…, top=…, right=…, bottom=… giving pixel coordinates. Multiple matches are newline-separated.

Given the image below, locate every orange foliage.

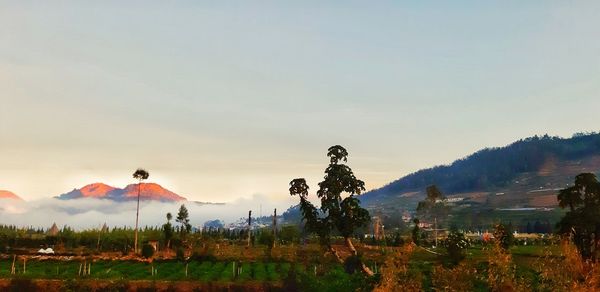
left=432, top=263, right=475, bottom=291
left=536, top=239, right=600, bottom=291
left=374, top=243, right=422, bottom=292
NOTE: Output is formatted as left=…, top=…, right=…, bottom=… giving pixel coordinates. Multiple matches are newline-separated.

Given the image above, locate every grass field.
left=0, top=258, right=292, bottom=283
left=404, top=244, right=565, bottom=291
left=0, top=243, right=578, bottom=291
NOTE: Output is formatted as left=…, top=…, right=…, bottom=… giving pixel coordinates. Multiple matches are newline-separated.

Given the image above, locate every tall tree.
left=557, top=173, right=600, bottom=260
left=289, top=145, right=373, bottom=275
left=163, top=212, right=174, bottom=249
left=176, top=204, right=192, bottom=238
left=416, top=185, right=450, bottom=247
left=132, top=168, right=149, bottom=254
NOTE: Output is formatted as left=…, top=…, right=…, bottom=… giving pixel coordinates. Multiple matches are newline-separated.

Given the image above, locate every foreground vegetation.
left=1, top=240, right=598, bottom=291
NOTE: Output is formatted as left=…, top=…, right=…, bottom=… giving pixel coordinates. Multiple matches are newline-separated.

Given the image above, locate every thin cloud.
left=0, top=194, right=289, bottom=230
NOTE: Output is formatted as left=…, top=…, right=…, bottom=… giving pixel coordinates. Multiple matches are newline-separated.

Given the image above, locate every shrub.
left=442, top=230, right=469, bottom=264
left=536, top=239, right=600, bottom=290
left=344, top=255, right=362, bottom=274
left=483, top=242, right=529, bottom=291
left=176, top=247, right=185, bottom=261
left=374, top=244, right=422, bottom=291
left=141, top=243, right=155, bottom=259
left=257, top=228, right=274, bottom=246
left=432, top=264, right=474, bottom=291
left=279, top=225, right=301, bottom=244
left=493, top=223, right=513, bottom=250
left=393, top=232, right=404, bottom=246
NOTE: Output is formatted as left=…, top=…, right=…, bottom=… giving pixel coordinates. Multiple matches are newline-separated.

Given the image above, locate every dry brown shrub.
left=431, top=263, right=475, bottom=291
left=374, top=243, right=422, bottom=292
left=536, top=239, right=600, bottom=291
left=484, top=243, right=529, bottom=292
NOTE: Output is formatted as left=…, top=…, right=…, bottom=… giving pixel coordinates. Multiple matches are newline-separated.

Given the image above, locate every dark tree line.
left=365, top=133, right=600, bottom=200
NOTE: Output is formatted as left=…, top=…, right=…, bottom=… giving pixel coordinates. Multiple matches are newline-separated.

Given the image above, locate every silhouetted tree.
left=416, top=185, right=450, bottom=247
left=443, top=229, right=469, bottom=264
left=163, top=212, right=173, bottom=249
left=289, top=145, right=373, bottom=275
left=141, top=243, right=154, bottom=259
left=176, top=204, right=191, bottom=238
left=412, top=218, right=421, bottom=245
left=557, top=173, right=600, bottom=260
left=132, top=168, right=149, bottom=254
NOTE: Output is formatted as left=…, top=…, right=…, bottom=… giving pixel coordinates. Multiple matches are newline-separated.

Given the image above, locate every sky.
left=1, top=1, right=600, bottom=208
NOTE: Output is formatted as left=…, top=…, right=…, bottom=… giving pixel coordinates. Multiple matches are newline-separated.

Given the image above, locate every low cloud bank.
left=0, top=195, right=294, bottom=230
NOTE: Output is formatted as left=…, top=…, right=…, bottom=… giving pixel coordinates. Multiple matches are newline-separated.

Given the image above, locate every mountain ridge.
left=56, top=182, right=187, bottom=202
left=0, top=190, right=24, bottom=201
left=360, top=133, right=600, bottom=210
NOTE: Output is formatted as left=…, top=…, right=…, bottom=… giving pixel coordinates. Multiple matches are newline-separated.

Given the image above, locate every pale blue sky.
left=1, top=1, right=599, bottom=204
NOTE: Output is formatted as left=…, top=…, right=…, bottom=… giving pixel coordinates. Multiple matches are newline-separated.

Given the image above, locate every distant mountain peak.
left=112, top=183, right=187, bottom=201
left=57, top=182, right=187, bottom=202
left=79, top=183, right=117, bottom=198
left=0, top=190, right=24, bottom=201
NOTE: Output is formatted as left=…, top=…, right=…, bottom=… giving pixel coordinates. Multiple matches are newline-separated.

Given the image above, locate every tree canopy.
left=133, top=169, right=150, bottom=181
left=416, top=185, right=450, bottom=224
left=176, top=204, right=192, bottom=236
left=289, top=145, right=372, bottom=275
left=557, top=173, right=600, bottom=260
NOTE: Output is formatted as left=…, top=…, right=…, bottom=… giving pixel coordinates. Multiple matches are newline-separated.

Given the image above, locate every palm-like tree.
left=133, top=168, right=149, bottom=254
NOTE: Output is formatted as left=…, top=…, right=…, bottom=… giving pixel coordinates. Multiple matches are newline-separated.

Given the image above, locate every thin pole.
left=134, top=180, right=141, bottom=254
left=273, top=208, right=277, bottom=247
left=434, top=217, right=438, bottom=248
left=247, top=210, right=252, bottom=247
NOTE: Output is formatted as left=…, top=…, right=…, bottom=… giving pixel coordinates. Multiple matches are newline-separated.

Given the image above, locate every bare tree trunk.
left=344, top=237, right=375, bottom=276
left=328, top=245, right=344, bottom=264
left=360, top=262, right=374, bottom=276
left=11, top=255, right=16, bottom=275
left=134, top=181, right=141, bottom=254
left=345, top=237, right=358, bottom=255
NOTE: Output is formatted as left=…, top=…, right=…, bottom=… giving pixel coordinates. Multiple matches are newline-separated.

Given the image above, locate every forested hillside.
left=362, top=132, right=600, bottom=202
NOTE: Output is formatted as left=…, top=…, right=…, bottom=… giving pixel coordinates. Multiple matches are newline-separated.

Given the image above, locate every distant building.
left=418, top=222, right=433, bottom=229
left=446, top=197, right=464, bottom=202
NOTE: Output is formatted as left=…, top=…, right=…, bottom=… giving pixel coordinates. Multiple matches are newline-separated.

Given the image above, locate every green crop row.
left=0, top=259, right=291, bottom=283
